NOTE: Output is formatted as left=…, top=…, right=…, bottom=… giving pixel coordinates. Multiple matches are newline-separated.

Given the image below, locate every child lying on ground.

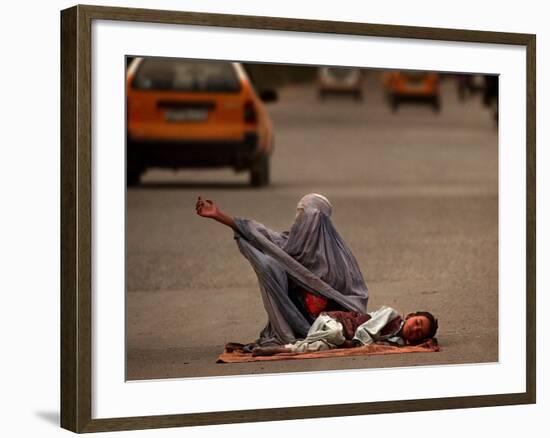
left=252, top=306, right=438, bottom=356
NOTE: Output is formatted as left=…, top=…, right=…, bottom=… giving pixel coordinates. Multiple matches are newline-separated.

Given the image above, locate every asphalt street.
left=126, top=73, right=498, bottom=380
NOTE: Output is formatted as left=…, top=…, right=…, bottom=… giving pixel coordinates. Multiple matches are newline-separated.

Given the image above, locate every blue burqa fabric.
left=233, top=193, right=369, bottom=346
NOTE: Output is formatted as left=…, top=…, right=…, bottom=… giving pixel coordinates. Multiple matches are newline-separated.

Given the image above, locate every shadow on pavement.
left=34, top=411, right=59, bottom=427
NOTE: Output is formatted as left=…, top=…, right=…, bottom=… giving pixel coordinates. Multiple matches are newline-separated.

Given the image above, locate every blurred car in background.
left=317, top=67, right=363, bottom=100
left=481, top=75, right=498, bottom=125
left=384, top=71, right=440, bottom=112
left=456, top=73, right=485, bottom=101
left=126, top=58, right=277, bottom=187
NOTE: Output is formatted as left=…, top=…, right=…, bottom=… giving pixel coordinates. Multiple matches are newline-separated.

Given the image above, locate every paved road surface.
left=126, top=73, right=498, bottom=380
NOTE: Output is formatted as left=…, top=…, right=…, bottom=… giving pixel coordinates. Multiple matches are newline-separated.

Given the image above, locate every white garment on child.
left=353, top=305, right=405, bottom=346
left=284, top=313, right=346, bottom=353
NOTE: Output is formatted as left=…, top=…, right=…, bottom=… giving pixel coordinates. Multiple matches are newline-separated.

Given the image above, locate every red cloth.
left=303, top=291, right=329, bottom=317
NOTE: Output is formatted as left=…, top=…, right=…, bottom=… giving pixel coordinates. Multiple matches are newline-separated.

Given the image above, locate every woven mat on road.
left=216, top=339, right=439, bottom=363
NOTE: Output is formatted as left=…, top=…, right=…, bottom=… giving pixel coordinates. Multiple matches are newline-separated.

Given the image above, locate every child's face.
left=402, top=315, right=432, bottom=343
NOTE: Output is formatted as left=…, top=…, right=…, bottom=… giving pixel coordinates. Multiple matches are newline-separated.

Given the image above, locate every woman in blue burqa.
left=195, top=193, right=369, bottom=350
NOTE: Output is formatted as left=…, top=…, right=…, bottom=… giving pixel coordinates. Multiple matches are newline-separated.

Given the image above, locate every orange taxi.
left=383, top=71, right=440, bottom=112
left=126, top=57, right=277, bottom=186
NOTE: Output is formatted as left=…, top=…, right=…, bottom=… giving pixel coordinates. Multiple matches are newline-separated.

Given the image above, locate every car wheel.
left=250, top=153, right=270, bottom=187
left=127, top=141, right=142, bottom=186
left=127, top=165, right=141, bottom=186
left=127, top=152, right=142, bottom=186
left=432, top=97, right=441, bottom=113
left=390, top=96, right=399, bottom=113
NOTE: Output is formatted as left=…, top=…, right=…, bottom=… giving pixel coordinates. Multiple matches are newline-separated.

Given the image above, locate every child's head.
left=401, top=311, right=438, bottom=344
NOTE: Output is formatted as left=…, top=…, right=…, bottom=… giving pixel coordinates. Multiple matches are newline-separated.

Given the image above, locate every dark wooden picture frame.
left=61, top=4, right=536, bottom=433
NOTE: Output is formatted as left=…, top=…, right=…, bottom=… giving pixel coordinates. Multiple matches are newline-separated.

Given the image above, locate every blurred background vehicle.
left=384, top=71, right=440, bottom=112
left=456, top=73, right=498, bottom=124
left=126, top=57, right=277, bottom=187
left=482, top=75, right=498, bottom=125
left=456, top=73, right=486, bottom=101
left=317, top=67, right=363, bottom=101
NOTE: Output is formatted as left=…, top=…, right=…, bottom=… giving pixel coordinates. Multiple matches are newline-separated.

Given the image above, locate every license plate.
left=165, top=108, right=208, bottom=122
left=406, top=82, right=426, bottom=91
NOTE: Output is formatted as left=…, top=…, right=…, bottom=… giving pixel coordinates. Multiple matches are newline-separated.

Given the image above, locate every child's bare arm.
left=252, top=346, right=292, bottom=356
left=195, top=196, right=237, bottom=231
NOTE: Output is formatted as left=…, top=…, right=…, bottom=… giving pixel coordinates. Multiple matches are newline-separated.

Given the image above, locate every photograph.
left=124, top=56, right=499, bottom=380
left=2, top=0, right=543, bottom=435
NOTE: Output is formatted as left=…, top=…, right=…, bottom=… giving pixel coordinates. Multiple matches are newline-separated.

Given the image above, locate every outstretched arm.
left=195, top=196, right=237, bottom=232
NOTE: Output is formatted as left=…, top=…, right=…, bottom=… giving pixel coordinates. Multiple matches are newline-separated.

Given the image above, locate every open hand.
left=195, top=196, right=219, bottom=219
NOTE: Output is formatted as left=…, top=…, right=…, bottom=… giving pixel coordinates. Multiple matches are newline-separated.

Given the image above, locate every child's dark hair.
left=406, top=311, right=439, bottom=340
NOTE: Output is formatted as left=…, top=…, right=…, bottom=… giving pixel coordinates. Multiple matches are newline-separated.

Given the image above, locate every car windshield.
left=133, top=58, right=241, bottom=93
left=326, top=67, right=356, bottom=80
left=403, top=71, right=427, bottom=82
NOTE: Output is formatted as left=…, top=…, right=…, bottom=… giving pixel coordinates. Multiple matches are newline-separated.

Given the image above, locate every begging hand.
left=195, top=196, right=220, bottom=219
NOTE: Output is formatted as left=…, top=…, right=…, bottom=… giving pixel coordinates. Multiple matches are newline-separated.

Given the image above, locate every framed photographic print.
left=60, top=4, right=536, bottom=433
